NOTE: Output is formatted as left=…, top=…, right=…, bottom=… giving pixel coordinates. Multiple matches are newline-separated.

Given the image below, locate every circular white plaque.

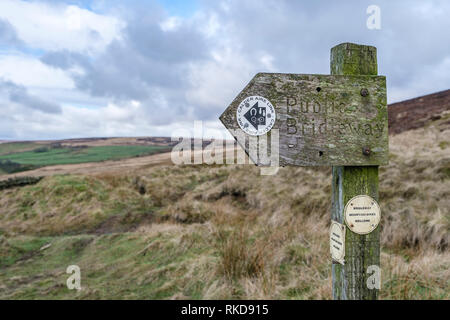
left=344, top=195, right=381, bottom=235
left=236, top=96, right=276, bottom=136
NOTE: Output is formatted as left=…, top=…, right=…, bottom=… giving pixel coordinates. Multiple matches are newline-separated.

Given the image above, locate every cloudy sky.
left=1, top=0, right=450, bottom=140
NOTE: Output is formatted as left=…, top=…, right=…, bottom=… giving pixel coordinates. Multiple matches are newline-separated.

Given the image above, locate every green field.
left=0, top=145, right=170, bottom=167
left=0, top=142, right=38, bottom=156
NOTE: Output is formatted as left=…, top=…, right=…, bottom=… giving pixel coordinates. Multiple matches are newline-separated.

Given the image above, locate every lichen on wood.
left=331, top=42, right=382, bottom=300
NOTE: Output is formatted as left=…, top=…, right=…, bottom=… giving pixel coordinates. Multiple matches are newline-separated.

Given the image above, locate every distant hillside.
left=0, top=137, right=216, bottom=177
left=389, top=89, right=450, bottom=135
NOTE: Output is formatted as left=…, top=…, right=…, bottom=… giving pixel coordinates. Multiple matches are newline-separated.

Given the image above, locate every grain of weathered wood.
left=331, top=43, right=381, bottom=300
left=219, top=72, right=388, bottom=166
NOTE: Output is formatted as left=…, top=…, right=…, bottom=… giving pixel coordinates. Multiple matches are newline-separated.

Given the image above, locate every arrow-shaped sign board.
left=219, top=73, right=388, bottom=166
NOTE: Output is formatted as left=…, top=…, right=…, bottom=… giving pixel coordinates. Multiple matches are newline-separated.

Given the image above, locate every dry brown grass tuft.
left=381, top=251, right=450, bottom=299
left=379, top=119, right=450, bottom=254
left=214, top=226, right=267, bottom=280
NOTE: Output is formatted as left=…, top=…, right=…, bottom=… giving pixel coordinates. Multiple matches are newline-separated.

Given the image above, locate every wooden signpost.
left=219, top=43, right=388, bottom=300
left=220, top=73, right=388, bottom=166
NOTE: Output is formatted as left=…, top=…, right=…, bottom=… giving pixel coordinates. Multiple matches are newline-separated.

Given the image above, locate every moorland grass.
left=0, top=117, right=448, bottom=300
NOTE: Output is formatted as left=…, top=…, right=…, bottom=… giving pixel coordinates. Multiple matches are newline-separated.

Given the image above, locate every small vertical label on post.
left=330, top=221, right=345, bottom=265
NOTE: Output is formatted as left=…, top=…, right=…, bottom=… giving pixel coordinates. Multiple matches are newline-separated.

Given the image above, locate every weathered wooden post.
left=219, top=42, right=388, bottom=300
left=331, top=43, right=381, bottom=300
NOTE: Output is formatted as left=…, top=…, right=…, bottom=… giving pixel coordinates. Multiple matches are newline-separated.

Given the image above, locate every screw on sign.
left=220, top=43, right=388, bottom=300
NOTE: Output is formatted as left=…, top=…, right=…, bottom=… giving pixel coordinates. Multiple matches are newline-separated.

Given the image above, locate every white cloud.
left=0, top=0, right=124, bottom=53
left=28, top=87, right=109, bottom=110
left=159, top=16, right=182, bottom=32
left=260, top=53, right=276, bottom=72
left=0, top=54, right=74, bottom=89
left=186, top=48, right=254, bottom=112
left=0, top=98, right=229, bottom=140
